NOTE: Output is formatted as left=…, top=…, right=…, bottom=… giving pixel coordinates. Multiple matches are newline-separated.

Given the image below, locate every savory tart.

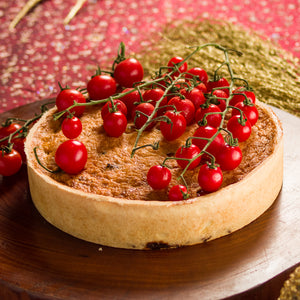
left=25, top=99, right=283, bottom=249
left=22, top=43, right=283, bottom=249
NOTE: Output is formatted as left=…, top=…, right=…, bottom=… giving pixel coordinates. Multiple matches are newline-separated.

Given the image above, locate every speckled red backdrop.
left=0, top=0, right=299, bottom=113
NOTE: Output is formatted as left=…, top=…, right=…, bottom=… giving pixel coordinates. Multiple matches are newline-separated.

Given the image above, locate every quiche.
left=25, top=99, right=283, bottom=249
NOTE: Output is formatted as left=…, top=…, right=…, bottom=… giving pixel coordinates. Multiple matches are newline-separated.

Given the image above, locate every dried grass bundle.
left=136, top=19, right=300, bottom=117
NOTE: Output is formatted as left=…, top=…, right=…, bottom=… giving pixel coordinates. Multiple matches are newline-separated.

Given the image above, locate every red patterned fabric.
left=0, top=0, right=299, bottom=113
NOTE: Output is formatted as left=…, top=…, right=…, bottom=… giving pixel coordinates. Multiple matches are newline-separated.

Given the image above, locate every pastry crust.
left=25, top=100, right=283, bottom=249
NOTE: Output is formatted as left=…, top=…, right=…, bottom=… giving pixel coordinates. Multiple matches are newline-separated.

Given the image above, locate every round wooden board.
left=0, top=100, right=299, bottom=300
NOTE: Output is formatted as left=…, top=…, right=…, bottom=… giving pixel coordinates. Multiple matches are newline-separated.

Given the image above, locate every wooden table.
left=0, top=100, right=299, bottom=299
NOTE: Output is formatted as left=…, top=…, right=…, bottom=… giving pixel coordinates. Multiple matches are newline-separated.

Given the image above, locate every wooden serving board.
left=0, top=100, right=299, bottom=300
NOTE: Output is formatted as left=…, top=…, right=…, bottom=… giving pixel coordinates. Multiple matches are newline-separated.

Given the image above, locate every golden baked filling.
left=30, top=103, right=276, bottom=201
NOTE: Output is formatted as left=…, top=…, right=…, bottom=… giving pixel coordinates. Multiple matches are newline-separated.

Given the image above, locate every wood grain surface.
left=0, top=100, right=299, bottom=300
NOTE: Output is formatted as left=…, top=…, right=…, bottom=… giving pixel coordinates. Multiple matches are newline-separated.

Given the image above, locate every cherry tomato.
left=168, top=96, right=195, bottom=125
left=192, top=125, right=225, bottom=158
left=206, top=77, right=230, bottom=96
left=56, top=89, right=86, bottom=117
left=181, top=88, right=206, bottom=110
left=55, top=140, right=87, bottom=174
left=185, top=67, right=208, bottom=84
left=195, top=104, right=222, bottom=128
left=227, top=115, right=252, bottom=142
left=175, top=144, right=201, bottom=170
left=103, top=111, right=127, bottom=137
left=216, top=144, right=242, bottom=170
left=231, top=102, right=259, bottom=126
left=101, top=99, right=128, bottom=119
left=160, top=111, right=186, bottom=141
left=87, top=74, right=117, bottom=100
left=212, top=89, right=228, bottom=112
left=143, top=88, right=168, bottom=116
left=0, top=123, right=22, bottom=146
left=195, top=82, right=207, bottom=93
left=147, top=165, right=171, bottom=190
left=119, top=88, right=142, bottom=117
left=61, top=116, right=82, bottom=139
left=0, top=149, right=22, bottom=176
left=198, top=163, right=223, bottom=192
left=12, top=137, right=26, bottom=162
left=132, top=102, right=156, bottom=130
left=0, top=123, right=26, bottom=161
left=168, top=185, right=188, bottom=201
left=230, top=87, right=256, bottom=106
left=166, top=85, right=180, bottom=102
left=167, top=56, right=188, bottom=77
left=114, top=58, right=144, bottom=88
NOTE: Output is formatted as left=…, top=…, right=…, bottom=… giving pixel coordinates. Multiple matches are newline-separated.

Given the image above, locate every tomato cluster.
left=51, top=54, right=145, bottom=173
left=139, top=56, right=259, bottom=200
left=0, top=123, right=26, bottom=176
left=51, top=87, right=86, bottom=174
left=1, top=43, right=260, bottom=204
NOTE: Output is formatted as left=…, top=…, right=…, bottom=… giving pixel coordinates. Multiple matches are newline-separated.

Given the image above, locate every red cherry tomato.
left=56, top=89, right=86, bottom=117
left=167, top=56, right=188, bottom=77
left=168, top=96, right=195, bottom=125
left=87, top=74, right=117, bottom=100
left=212, top=89, right=228, bottom=112
left=0, top=123, right=22, bottom=146
left=216, top=144, right=243, bottom=170
left=160, top=111, right=186, bottom=141
left=101, top=99, right=128, bottom=119
left=132, top=102, right=156, bottom=130
left=175, top=144, right=201, bottom=170
left=195, top=104, right=222, bottom=128
left=55, top=140, right=87, bottom=174
left=195, top=82, right=207, bottom=93
left=147, top=165, right=171, bottom=190
left=119, top=88, right=142, bottom=117
left=103, top=111, right=127, bottom=137
left=198, top=163, right=223, bottom=192
left=227, top=115, right=252, bottom=142
left=12, top=137, right=26, bottom=162
left=231, top=102, right=259, bottom=126
left=206, top=77, right=230, bottom=96
left=61, top=116, right=82, bottom=139
left=185, top=67, right=208, bottom=84
left=114, top=58, right=144, bottom=88
left=192, top=125, right=225, bottom=158
left=230, top=87, right=256, bottom=106
left=181, top=88, right=206, bottom=110
left=168, top=185, right=188, bottom=201
left=143, top=88, right=168, bottom=116
left=0, top=123, right=26, bottom=161
left=0, top=149, right=22, bottom=176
